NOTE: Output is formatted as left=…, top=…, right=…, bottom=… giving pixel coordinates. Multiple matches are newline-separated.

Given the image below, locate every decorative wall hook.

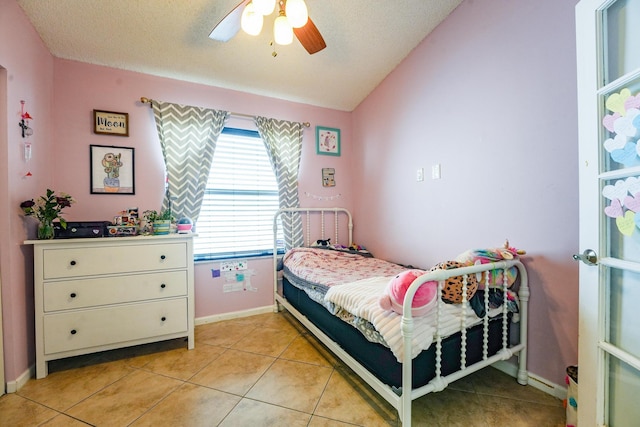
left=19, top=100, right=33, bottom=138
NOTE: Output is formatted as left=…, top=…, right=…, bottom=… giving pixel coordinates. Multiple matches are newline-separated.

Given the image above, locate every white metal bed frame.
left=272, top=207, right=529, bottom=426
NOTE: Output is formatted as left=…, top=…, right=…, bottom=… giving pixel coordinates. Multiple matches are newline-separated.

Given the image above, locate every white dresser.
left=25, top=234, right=195, bottom=379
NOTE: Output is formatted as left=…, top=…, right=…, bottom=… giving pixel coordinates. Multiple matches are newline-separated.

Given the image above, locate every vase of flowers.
left=20, top=189, right=75, bottom=239
left=37, top=220, right=55, bottom=240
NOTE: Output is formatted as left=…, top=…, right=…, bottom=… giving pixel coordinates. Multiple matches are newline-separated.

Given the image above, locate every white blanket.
left=324, top=276, right=499, bottom=362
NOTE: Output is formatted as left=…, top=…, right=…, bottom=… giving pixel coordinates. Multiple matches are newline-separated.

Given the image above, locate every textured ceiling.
left=17, top=0, right=462, bottom=111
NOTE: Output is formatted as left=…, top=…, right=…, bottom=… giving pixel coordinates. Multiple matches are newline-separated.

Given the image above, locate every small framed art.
left=93, top=110, right=129, bottom=136
left=90, top=144, right=135, bottom=194
left=322, top=168, right=336, bottom=187
left=316, top=126, right=341, bottom=156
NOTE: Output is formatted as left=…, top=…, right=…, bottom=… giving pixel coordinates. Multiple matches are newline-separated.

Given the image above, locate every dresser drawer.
left=43, top=271, right=187, bottom=312
left=42, top=242, right=187, bottom=279
left=43, top=298, right=188, bottom=354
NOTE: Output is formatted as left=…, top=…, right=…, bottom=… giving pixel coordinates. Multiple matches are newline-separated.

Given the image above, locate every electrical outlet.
left=416, top=168, right=424, bottom=182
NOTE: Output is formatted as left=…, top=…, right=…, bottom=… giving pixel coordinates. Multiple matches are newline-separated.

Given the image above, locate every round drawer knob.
left=70, top=260, right=77, bottom=266
left=161, top=316, right=167, bottom=322
left=70, top=293, right=77, bottom=298
left=160, top=284, right=166, bottom=289
left=160, top=255, right=166, bottom=260
left=70, top=329, right=77, bottom=335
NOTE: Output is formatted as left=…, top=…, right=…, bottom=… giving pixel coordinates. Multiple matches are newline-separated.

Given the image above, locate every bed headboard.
left=272, top=208, right=354, bottom=300
left=272, top=207, right=353, bottom=249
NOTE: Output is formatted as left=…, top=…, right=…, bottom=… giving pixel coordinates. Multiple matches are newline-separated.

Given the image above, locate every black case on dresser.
left=53, top=221, right=110, bottom=238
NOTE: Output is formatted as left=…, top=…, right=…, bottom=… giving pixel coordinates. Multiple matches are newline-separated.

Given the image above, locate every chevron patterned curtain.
left=152, top=100, right=229, bottom=223
left=255, top=117, right=304, bottom=249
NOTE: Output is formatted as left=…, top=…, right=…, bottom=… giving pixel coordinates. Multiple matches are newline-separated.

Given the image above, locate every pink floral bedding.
left=282, top=247, right=408, bottom=289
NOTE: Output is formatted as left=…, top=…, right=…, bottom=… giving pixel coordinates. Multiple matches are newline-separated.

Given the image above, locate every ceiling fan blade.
left=293, top=18, right=326, bottom=54
left=209, top=0, right=250, bottom=42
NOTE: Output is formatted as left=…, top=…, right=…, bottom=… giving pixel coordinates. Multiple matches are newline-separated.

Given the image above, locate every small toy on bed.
left=378, top=270, right=438, bottom=317
left=313, top=238, right=331, bottom=247
left=455, top=240, right=526, bottom=289
left=458, top=240, right=526, bottom=262
left=429, top=260, right=479, bottom=304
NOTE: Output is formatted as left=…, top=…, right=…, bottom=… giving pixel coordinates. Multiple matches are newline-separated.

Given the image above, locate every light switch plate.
left=432, top=164, right=441, bottom=179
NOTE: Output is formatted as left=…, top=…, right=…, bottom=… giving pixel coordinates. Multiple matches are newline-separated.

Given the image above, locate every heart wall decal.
left=606, top=88, right=632, bottom=116
left=611, top=142, right=640, bottom=167
left=602, top=179, right=629, bottom=203
left=616, top=210, right=636, bottom=236
left=625, top=193, right=640, bottom=212
left=605, top=198, right=623, bottom=218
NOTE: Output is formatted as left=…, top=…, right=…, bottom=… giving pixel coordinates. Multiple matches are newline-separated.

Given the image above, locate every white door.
left=576, top=0, right=640, bottom=425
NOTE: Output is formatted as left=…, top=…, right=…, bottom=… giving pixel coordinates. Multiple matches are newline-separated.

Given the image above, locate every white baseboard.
left=6, top=365, right=33, bottom=393
left=492, top=360, right=567, bottom=400
left=195, top=305, right=275, bottom=325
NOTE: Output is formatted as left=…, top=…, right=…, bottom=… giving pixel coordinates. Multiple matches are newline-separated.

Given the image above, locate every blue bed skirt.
left=282, top=277, right=510, bottom=389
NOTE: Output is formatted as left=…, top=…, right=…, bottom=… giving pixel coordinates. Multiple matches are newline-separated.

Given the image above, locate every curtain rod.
left=139, top=97, right=310, bottom=128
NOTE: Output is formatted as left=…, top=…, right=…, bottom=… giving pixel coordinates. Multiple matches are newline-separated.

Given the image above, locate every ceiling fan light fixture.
left=285, top=0, right=308, bottom=28
left=273, top=12, right=293, bottom=45
left=253, top=0, right=276, bottom=16
left=241, top=2, right=263, bottom=36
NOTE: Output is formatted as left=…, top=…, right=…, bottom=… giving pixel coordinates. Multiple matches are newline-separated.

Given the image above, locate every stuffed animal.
left=314, top=238, right=331, bottom=247
left=379, top=270, right=438, bottom=317
left=455, top=240, right=526, bottom=289
left=430, top=260, right=479, bottom=304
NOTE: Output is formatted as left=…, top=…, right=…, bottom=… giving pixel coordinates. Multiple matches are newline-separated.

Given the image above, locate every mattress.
left=282, top=277, right=510, bottom=389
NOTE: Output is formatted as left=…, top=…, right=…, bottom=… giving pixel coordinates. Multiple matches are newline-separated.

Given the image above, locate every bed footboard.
left=399, top=260, right=529, bottom=424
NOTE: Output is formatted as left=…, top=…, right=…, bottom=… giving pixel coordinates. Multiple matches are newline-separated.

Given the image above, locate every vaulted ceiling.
left=17, top=0, right=463, bottom=111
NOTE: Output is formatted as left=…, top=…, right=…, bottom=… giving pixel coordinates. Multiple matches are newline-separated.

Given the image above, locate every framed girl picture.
left=316, top=126, right=341, bottom=156
left=90, top=145, right=135, bottom=194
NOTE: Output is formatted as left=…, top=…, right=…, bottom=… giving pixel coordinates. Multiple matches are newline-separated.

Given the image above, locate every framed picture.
left=93, top=110, right=129, bottom=136
left=322, top=168, right=336, bottom=187
left=90, top=145, right=135, bottom=194
left=316, top=126, right=341, bottom=156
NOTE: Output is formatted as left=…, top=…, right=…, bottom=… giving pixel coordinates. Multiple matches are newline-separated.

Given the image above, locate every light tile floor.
left=0, top=312, right=566, bottom=426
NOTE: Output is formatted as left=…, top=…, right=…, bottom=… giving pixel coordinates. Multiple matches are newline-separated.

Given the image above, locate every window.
left=194, top=128, right=283, bottom=261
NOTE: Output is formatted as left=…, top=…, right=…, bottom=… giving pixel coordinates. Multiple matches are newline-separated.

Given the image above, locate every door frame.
left=0, top=66, right=6, bottom=396
left=575, top=0, right=606, bottom=424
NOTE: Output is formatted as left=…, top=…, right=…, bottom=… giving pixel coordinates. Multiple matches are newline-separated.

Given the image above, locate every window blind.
left=194, top=128, right=283, bottom=260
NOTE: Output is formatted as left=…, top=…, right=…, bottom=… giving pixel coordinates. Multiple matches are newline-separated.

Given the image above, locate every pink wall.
left=1, top=0, right=56, bottom=385
left=352, top=0, right=579, bottom=386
